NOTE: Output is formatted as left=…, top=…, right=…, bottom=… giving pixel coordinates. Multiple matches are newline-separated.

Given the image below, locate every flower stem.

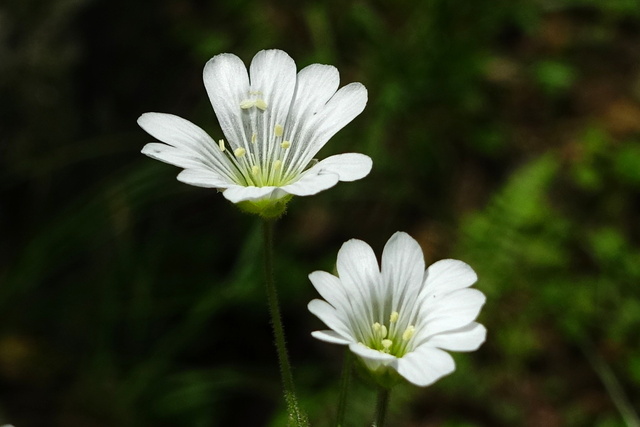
left=373, top=387, right=391, bottom=427
left=262, top=219, right=308, bottom=426
left=336, top=349, right=353, bottom=427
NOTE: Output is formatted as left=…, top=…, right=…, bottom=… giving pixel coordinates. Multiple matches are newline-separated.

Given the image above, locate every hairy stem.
left=336, top=349, right=353, bottom=426
left=374, top=387, right=391, bottom=427
left=262, top=219, right=308, bottom=426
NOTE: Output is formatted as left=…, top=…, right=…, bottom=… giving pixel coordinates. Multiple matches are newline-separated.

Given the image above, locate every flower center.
left=216, top=91, right=298, bottom=188
left=363, top=311, right=415, bottom=357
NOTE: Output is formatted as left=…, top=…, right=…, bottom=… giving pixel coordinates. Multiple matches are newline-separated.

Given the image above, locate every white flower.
left=138, top=49, right=371, bottom=217
left=308, top=232, right=486, bottom=387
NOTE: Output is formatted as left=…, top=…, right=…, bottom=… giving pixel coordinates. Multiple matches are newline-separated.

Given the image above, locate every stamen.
left=249, top=90, right=263, bottom=95
left=281, top=140, right=291, bottom=149
left=255, top=99, right=268, bottom=110
left=251, top=165, right=260, bottom=176
left=273, top=159, right=282, bottom=170
left=372, top=322, right=381, bottom=333
left=218, top=139, right=225, bottom=152
left=234, top=147, right=246, bottom=158
left=381, top=339, right=393, bottom=352
left=274, top=124, right=284, bottom=137
left=251, top=133, right=257, bottom=143
left=379, top=324, right=388, bottom=338
left=240, top=100, right=255, bottom=109
left=402, top=325, right=415, bottom=341
left=389, top=311, right=399, bottom=323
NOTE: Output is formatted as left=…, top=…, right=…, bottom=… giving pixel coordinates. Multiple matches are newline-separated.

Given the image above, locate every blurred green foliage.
left=2, top=0, right=640, bottom=426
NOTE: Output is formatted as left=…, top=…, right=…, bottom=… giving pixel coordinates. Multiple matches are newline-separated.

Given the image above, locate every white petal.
left=395, top=346, right=455, bottom=387
left=419, top=288, right=486, bottom=337
left=302, top=153, right=372, bottom=182
left=249, top=50, right=297, bottom=165
left=142, top=143, right=206, bottom=170
left=308, top=271, right=349, bottom=313
left=308, top=299, right=353, bottom=339
left=424, top=259, right=478, bottom=295
left=283, top=64, right=340, bottom=161
left=381, top=232, right=426, bottom=320
left=426, top=322, right=486, bottom=352
left=294, top=82, right=368, bottom=166
left=203, top=53, right=251, bottom=150
left=349, top=342, right=396, bottom=363
left=249, top=49, right=297, bottom=117
left=221, top=185, right=288, bottom=203
left=311, top=330, right=352, bottom=345
left=177, top=168, right=230, bottom=188
left=137, top=113, right=235, bottom=181
left=279, top=170, right=340, bottom=196
left=138, top=113, right=214, bottom=152
left=142, top=144, right=234, bottom=187
left=292, top=63, right=340, bottom=116
left=336, top=239, right=381, bottom=327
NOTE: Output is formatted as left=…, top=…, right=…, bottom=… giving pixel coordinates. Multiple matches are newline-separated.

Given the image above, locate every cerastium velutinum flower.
left=309, top=231, right=486, bottom=388
left=138, top=49, right=371, bottom=218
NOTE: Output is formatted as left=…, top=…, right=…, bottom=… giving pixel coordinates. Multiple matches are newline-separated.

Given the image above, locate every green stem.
left=374, top=387, right=391, bottom=427
left=262, top=219, right=308, bottom=426
left=336, top=349, right=353, bottom=427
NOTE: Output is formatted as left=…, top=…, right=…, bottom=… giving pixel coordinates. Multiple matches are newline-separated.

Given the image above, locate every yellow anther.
left=402, top=325, right=415, bottom=341
left=240, top=100, right=255, bottom=109
left=380, top=324, right=388, bottom=338
left=234, top=147, right=246, bottom=158
left=251, top=133, right=257, bottom=143
left=281, top=140, right=291, bottom=149
left=255, top=99, right=268, bottom=110
left=381, top=339, right=393, bottom=351
left=218, top=139, right=225, bottom=152
left=372, top=322, right=381, bottom=332
left=251, top=165, right=260, bottom=176
left=249, top=90, right=263, bottom=95
left=274, top=124, right=284, bottom=137
left=389, top=311, right=399, bottom=323
left=273, top=159, right=282, bottom=170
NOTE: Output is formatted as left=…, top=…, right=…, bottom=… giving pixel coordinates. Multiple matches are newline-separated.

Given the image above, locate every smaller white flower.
left=138, top=49, right=371, bottom=217
left=308, top=232, right=486, bottom=387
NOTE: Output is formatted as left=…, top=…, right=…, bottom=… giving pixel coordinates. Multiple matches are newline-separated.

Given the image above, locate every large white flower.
left=138, top=49, right=371, bottom=217
left=308, top=232, right=486, bottom=387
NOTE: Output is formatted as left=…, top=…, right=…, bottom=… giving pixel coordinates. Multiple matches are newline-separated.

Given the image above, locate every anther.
left=255, top=99, right=268, bottom=110
left=273, top=160, right=282, bottom=170
left=234, top=147, right=246, bottom=158
left=381, top=339, right=393, bottom=352
left=281, top=140, right=291, bottom=149
left=274, top=124, right=284, bottom=137
left=240, top=100, right=255, bottom=109
left=218, top=139, right=225, bottom=152
left=251, top=133, right=257, bottom=143
left=251, top=165, right=260, bottom=176
left=389, top=311, right=399, bottom=323
left=380, top=325, right=388, bottom=338
left=402, top=325, right=415, bottom=341
left=372, top=322, right=381, bottom=332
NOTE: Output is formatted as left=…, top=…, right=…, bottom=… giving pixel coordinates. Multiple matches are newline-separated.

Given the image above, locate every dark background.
left=2, top=0, right=640, bottom=425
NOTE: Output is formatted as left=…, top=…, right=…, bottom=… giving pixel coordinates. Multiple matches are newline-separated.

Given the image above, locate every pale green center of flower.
left=216, top=92, right=300, bottom=188
left=362, top=311, right=415, bottom=357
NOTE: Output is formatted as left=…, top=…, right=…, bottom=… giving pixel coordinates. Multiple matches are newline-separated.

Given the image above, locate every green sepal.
left=236, top=194, right=293, bottom=219
left=353, top=356, right=403, bottom=390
